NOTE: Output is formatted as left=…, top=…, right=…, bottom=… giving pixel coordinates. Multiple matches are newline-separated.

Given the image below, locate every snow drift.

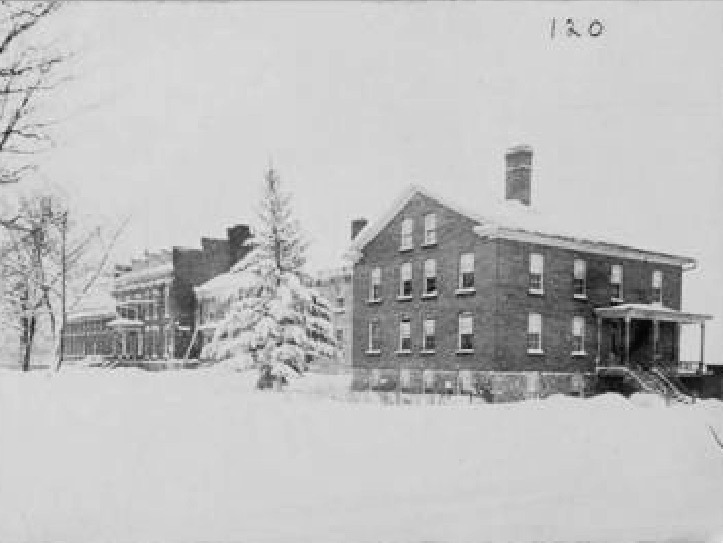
left=0, top=368, right=722, bottom=543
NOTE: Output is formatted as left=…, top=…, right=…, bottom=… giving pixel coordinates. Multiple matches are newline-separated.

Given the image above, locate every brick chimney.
left=505, top=145, right=533, bottom=206
left=226, top=224, right=253, bottom=265
left=351, top=218, right=368, bottom=240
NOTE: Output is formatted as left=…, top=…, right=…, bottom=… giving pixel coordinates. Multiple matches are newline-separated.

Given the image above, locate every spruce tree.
left=202, top=167, right=336, bottom=378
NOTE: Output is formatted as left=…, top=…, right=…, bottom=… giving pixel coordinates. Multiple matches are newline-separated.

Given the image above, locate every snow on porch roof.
left=107, top=317, right=144, bottom=328
left=346, top=184, right=696, bottom=268
left=594, top=303, right=713, bottom=324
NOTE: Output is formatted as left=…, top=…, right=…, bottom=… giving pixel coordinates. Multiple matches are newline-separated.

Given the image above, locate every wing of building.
left=346, top=145, right=712, bottom=398
left=61, top=224, right=253, bottom=363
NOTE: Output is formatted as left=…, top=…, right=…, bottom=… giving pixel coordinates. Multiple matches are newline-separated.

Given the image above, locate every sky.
left=17, top=1, right=723, bottom=360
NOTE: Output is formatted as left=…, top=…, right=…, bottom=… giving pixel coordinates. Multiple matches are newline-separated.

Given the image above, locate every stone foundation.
left=352, top=367, right=591, bottom=402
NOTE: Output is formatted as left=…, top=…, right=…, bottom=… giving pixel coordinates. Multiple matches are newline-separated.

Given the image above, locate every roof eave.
left=475, top=226, right=696, bottom=268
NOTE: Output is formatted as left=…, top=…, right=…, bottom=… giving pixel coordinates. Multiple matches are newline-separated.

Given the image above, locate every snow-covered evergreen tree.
left=201, top=167, right=336, bottom=378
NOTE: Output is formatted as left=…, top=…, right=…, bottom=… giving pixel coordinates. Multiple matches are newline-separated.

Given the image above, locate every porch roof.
left=107, top=317, right=144, bottom=328
left=594, top=303, right=713, bottom=324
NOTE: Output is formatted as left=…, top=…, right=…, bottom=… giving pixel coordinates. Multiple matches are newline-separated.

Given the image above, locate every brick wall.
left=353, top=192, right=497, bottom=371
left=494, top=240, right=682, bottom=372
left=352, top=190, right=685, bottom=376
left=313, top=273, right=353, bottom=365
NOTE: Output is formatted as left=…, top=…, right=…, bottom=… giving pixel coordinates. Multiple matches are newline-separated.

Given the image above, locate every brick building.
left=306, top=265, right=354, bottom=366
left=61, top=224, right=252, bottom=361
left=346, top=146, right=712, bottom=395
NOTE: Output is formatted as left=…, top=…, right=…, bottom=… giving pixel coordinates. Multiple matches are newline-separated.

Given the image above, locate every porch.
left=107, top=317, right=145, bottom=360
left=594, top=303, right=713, bottom=374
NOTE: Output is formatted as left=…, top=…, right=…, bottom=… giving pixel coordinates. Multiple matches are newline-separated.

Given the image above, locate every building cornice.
left=474, top=225, right=696, bottom=269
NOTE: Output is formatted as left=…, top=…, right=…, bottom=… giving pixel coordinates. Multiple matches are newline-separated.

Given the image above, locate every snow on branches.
left=201, top=167, right=337, bottom=377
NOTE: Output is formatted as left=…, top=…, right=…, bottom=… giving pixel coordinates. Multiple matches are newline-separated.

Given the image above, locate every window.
left=424, top=259, right=437, bottom=296
left=611, top=264, right=623, bottom=300
left=572, top=316, right=585, bottom=354
left=459, top=253, right=475, bottom=290
left=399, top=262, right=412, bottom=298
left=335, top=329, right=343, bottom=344
left=158, top=287, right=166, bottom=319
left=652, top=270, right=662, bottom=305
left=423, top=318, right=436, bottom=351
left=573, top=259, right=587, bottom=298
left=529, top=253, right=544, bottom=294
left=400, top=218, right=413, bottom=250
left=336, top=296, right=345, bottom=309
left=527, top=313, right=542, bottom=353
left=368, top=321, right=381, bottom=352
left=458, top=314, right=474, bottom=351
left=369, top=267, right=382, bottom=301
left=399, top=318, right=411, bottom=352
left=424, top=213, right=437, bottom=245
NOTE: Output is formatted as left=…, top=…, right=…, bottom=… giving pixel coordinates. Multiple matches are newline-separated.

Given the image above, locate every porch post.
left=121, top=331, right=127, bottom=359
left=624, top=316, right=631, bottom=366
left=596, top=316, right=602, bottom=368
left=699, top=321, right=706, bottom=372
left=652, top=318, right=659, bottom=365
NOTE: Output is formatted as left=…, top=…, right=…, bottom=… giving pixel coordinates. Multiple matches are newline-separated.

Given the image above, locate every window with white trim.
left=458, top=314, right=474, bottom=351
left=424, top=259, right=437, bottom=295
left=611, top=264, right=623, bottom=300
left=529, top=253, right=544, bottom=293
left=424, top=213, right=437, bottom=245
left=399, top=262, right=413, bottom=297
left=573, top=259, right=587, bottom=298
left=423, top=318, right=436, bottom=351
left=369, top=267, right=382, bottom=301
left=335, top=329, right=343, bottom=345
left=527, top=313, right=542, bottom=352
left=459, top=253, right=475, bottom=289
left=400, top=218, right=413, bottom=250
left=368, top=320, right=381, bottom=352
left=399, top=318, right=411, bottom=352
left=572, top=316, right=585, bottom=354
left=652, top=270, right=662, bottom=305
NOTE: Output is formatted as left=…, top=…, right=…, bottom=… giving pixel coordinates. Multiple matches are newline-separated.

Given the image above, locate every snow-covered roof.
left=67, top=308, right=117, bottom=322
left=107, top=317, right=144, bottom=328
left=114, top=262, right=174, bottom=291
left=594, top=303, right=713, bottom=324
left=195, top=268, right=257, bottom=301
left=67, top=291, right=117, bottom=323
left=347, top=184, right=696, bottom=268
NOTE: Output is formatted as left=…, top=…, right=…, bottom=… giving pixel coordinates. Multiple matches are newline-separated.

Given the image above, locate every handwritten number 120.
left=551, top=18, right=604, bottom=39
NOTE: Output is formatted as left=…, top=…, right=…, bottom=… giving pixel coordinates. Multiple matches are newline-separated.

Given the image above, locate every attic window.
left=400, top=218, right=413, bottom=251
left=423, top=213, right=437, bottom=245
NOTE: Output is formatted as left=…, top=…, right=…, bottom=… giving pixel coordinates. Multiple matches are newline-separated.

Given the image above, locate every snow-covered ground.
left=1, top=367, right=722, bottom=543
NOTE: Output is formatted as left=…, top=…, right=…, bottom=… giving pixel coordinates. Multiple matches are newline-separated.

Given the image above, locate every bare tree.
left=0, top=1, right=64, bottom=189
left=0, top=192, right=127, bottom=371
